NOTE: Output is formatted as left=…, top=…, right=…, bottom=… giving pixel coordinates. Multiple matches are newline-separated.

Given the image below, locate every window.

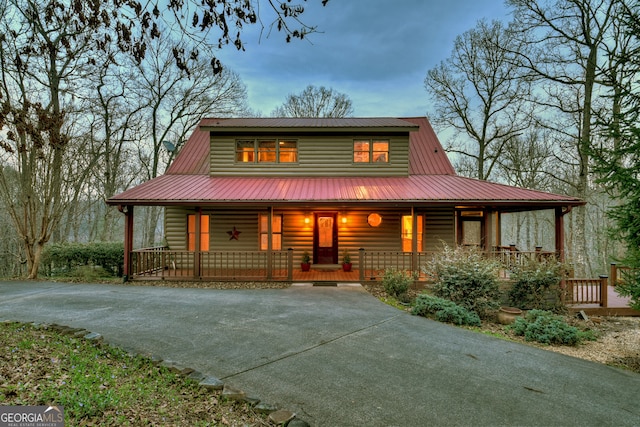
left=260, top=214, right=282, bottom=250
left=401, top=215, right=423, bottom=252
left=462, top=220, right=482, bottom=246
left=187, top=214, right=210, bottom=251
left=258, top=140, right=276, bottom=162
left=236, top=140, right=255, bottom=162
left=236, top=139, right=297, bottom=163
left=278, top=140, right=297, bottom=162
left=354, top=139, right=389, bottom=163
left=353, top=141, right=370, bottom=163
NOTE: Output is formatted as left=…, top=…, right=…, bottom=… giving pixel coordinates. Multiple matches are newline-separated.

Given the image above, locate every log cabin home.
left=107, top=117, right=585, bottom=283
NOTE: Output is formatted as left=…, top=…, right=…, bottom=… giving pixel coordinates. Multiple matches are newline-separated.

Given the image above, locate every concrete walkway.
left=1, top=280, right=638, bottom=426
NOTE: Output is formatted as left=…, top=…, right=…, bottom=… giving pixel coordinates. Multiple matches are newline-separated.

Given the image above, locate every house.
left=106, top=117, right=584, bottom=282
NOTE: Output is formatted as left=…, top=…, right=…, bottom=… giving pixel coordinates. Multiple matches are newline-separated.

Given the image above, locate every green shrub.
left=412, top=294, right=481, bottom=326
left=42, top=242, right=124, bottom=277
left=423, top=245, right=501, bottom=318
left=508, top=310, right=595, bottom=346
left=508, top=258, right=565, bottom=312
left=381, top=268, right=415, bottom=300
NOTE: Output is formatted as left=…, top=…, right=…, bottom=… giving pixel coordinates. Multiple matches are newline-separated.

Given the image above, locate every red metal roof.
left=166, top=116, right=454, bottom=176
left=199, top=117, right=420, bottom=130
left=402, top=117, right=455, bottom=175
left=110, top=117, right=582, bottom=208
left=165, top=122, right=210, bottom=175
left=107, top=174, right=583, bottom=207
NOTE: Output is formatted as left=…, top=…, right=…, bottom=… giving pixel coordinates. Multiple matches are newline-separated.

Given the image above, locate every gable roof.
left=167, top=116, right=454, bottom=176
left=109, top=116, right=583, bottom=209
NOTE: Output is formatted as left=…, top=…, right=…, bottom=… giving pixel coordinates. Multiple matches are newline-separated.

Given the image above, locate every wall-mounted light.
left=367, top=213, right=382, bottom=227
left=341, top=214, right=348, bottom=224
left=304, top=213, right=310, bottom=224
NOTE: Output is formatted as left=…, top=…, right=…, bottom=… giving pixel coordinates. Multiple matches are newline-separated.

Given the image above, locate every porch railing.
left=357, top=250, right=432, bottom=281
left=130, top=247, right=562, bottom=282
left=489, top=246, right=557, bottom=270
left=130, top=248, right=292, bottom=280
left=200, top=250, right=292, bottom=280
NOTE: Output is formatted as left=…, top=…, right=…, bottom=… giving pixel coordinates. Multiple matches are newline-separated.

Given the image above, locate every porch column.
left=119, top=205, right=134, bottom=281
left=194, top=208, right=201, bottom=278
left=455, top=210, right=463, bottom=246
left=267, top=206, right=273, bottom=280
left=483, top=209, right=493, bottom=254
left=494, top=212, right=502, bottom=249
left=555, top=207, right=566, bottom=262
left=411, top=206, right=418, bottom=271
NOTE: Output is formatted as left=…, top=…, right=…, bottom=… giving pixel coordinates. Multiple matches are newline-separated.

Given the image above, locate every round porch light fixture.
left=367, top=213, right=382, bottom=227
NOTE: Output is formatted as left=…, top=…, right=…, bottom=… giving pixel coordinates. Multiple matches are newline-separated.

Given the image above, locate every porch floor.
left=133, top=267, right=365, bottom=282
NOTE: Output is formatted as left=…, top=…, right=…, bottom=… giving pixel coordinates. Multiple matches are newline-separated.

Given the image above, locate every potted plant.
left=301, top=250, right=311, bottom=272
left=342, top=249, right=352, bottom=272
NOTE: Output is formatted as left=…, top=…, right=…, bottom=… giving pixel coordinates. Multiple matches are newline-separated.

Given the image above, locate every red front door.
left=313, top=212, right=338, bottom=264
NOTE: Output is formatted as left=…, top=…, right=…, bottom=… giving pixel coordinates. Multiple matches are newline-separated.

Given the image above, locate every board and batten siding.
left=210, top=134, right=410, bottom=177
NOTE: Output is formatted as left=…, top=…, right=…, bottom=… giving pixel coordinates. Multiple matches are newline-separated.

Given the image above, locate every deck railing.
left=565, top=276, right=609, bottom=306
left=610, top=263, right=637, bottom=287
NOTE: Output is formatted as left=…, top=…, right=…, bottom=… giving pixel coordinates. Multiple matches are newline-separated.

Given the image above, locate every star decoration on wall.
left=227, top=226, right=241, bottom=240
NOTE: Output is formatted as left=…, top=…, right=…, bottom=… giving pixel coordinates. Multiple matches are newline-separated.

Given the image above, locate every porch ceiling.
left=106, top=174, right=585, bottom=209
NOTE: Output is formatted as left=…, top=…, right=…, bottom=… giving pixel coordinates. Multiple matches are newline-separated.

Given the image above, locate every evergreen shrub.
left=509, top=310, right=595, bottom=346
left=412, top=294, right=481, bottom=326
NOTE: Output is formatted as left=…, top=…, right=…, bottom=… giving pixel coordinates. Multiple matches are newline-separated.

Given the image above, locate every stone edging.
left=3, top=320, right=310, bottom=427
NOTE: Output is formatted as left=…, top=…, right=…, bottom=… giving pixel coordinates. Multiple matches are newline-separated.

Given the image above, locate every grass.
left=0, top=321, right=268, bottom=426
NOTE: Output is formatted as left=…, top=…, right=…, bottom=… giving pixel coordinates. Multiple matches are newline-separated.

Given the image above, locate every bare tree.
left=506, top=0, right=619, bottom=275
left=129, top=34, right=249, bottom=246
left=272, top=85, right=354, bottom=118
left=0, top=0, right=97, bottom=278
left=0, top=0, right=313, bottom=277
left=425, top=20, right=532, bottom=181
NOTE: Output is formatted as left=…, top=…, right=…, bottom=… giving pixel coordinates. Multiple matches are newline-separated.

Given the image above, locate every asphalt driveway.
left=1, top=281, right=638, bottom=426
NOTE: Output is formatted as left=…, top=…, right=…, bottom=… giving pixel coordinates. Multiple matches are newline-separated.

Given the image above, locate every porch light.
left=304, top=214, right=311, bottom=224
left=367, top=213, right=382, bottom=227
left=341, top=215, right=348, bottom=224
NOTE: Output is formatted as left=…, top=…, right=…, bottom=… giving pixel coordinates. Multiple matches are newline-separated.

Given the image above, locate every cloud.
left=215, top=0, right=510, bottom=117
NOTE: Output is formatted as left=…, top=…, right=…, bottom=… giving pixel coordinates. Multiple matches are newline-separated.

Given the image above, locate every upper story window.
left=353, top=140, right=389, bottom=163
left=236, top=139, right=298, bottom=163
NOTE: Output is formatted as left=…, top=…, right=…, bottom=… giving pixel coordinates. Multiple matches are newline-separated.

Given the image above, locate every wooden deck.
left=567, top=285, right=639, bottom=316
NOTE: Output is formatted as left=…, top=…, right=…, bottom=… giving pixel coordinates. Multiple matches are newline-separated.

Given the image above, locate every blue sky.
left=214, top=0, right=512, bottom=117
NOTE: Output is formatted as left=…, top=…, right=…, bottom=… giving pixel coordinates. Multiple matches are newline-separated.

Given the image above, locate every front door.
left=313, top=212, right=338, bottom=264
